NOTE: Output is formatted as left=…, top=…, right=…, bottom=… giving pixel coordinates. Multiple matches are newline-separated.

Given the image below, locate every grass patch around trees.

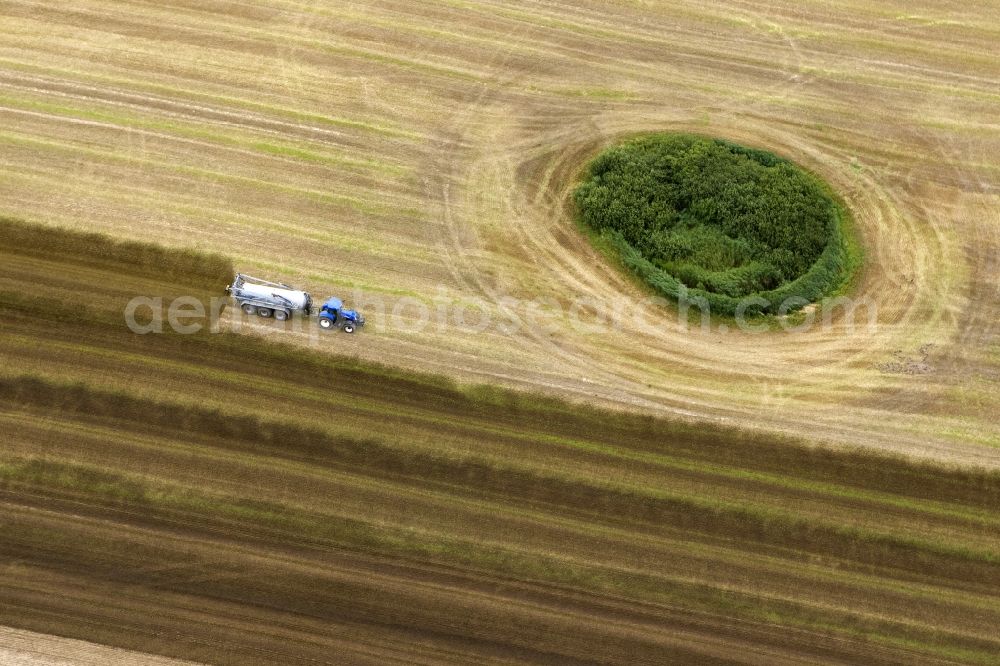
left=573, top=133, right=858, bottom=316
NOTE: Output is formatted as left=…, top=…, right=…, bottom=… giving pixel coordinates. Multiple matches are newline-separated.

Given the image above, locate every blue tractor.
left=318, top=297, right=365, bottom=333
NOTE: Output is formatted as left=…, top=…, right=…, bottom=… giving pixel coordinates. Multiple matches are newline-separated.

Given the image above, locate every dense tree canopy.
left=574, top=134, right=853, bottom=315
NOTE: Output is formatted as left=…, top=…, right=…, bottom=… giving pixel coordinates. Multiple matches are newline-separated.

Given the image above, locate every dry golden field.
left=1, top=0, right=999, bottom=463
left=2, top=1, right=1000, bottom=663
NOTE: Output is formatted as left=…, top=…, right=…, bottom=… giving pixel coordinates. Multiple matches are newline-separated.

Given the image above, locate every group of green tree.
left=574, top=133, right=854, bottom=315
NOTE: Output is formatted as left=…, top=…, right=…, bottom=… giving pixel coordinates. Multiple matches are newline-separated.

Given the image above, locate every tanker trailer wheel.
left=274, top=309, right=289, bottom=321
left=257, top=308, right=273, bottom=318
left=241, top=303, right=256, bottom=315
left=343, top=323, right=355, bottom=334
left=319, top=317, right=333, bottom=330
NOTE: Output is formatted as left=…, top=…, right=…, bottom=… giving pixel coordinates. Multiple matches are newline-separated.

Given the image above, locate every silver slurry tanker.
left=226, top=273, right=365, bottom=333
left=226, top=273, right=312, bottom=321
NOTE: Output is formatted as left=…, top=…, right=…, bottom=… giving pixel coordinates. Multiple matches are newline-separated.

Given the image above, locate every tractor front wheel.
left=343, top=323, right=355, bottom=334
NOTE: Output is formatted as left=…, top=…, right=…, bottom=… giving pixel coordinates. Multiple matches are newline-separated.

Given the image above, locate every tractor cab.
left=318, top=297, right=365, bottom=333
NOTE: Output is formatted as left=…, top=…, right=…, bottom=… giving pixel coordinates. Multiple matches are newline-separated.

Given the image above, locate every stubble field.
left=1, top=0, right=998, bottom=463
left=1, top=0, right=1000, bottom=663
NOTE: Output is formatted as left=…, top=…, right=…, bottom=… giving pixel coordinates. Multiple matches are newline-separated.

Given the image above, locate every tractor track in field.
left=422, top=31, right=697, bottom=417
left=0, top=71, right=418, bottom=147
left=424, top=87, right=991, bottom=463
left=2, top=3, right=1000, bottom=661
left=1, top=2, right=999, bottom=457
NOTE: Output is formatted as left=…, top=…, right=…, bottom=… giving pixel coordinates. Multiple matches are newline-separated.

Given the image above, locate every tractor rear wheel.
left=257, top=308, right=273, bottom=318
left=319, top=318, right=333, bottom=330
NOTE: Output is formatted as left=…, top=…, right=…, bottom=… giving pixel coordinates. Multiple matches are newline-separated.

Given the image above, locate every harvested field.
left=0, top=626, right=196, bottom=666
left=0, top=240, right=999, bottom=663
left=2, top=0, right=1000, bottom=662
left=0, top=0, right=997, bottom=464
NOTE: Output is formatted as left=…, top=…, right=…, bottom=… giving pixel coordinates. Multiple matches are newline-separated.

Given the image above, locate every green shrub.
left=574, top=133, right=856, bottom=314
